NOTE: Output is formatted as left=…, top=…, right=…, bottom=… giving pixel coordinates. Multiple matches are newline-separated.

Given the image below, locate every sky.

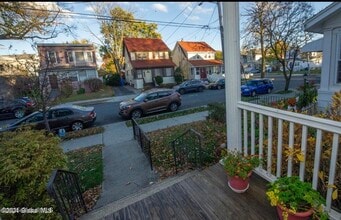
left=0, top=2, right=333, bottom=56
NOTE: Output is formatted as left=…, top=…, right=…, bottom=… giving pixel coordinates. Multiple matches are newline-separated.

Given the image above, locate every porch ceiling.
left=131, top=59, right=176, bottom=69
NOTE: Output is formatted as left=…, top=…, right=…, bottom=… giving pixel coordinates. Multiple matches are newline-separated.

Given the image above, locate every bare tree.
left=265, top=2, right=314, bottom=91
left=242, top=2, right=273, bottom=78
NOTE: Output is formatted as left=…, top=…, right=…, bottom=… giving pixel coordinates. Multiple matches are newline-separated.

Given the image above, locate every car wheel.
left=14, top=108, right=25, bottom=118
left=267, top=88, right=272, bottom=94
left=198, top=86, right=204, bottom=92
left=217, top=85, right=222, bottom=90
left=251, top=91, right=256, bottom=97
left=131, top=109, right=142, bottom=119
left=179, top=89, right=185, bottom=95
left=169, top=102, right=178, bottom=112
left=71, top=121, right=84, bottom=131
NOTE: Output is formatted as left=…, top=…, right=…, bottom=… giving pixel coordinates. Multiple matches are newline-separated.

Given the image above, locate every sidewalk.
left=59, top=110, right=209, bottom=209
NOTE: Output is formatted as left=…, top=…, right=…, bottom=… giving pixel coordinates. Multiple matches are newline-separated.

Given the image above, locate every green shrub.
left=154, top=76, right=163, bottom=85
left=60, top=80, right=73, bottom=98
left=104, top=73, right=120, bottom=87
left=296, top=81, right=317, bottom=110
left=207, top=102, right=226, bottom=122
left=174, top=67, right=184, bottom=84
left=84, top=78, right=103, bottom=92
left=0, top=128, right=66, bottom=219
left=77, top=87, right=85, bottom=95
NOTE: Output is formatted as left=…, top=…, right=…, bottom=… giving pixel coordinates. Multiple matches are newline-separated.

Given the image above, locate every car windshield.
left=246, top=81, right=258, bottom=86
left=134, top=92, right=147, bottom=102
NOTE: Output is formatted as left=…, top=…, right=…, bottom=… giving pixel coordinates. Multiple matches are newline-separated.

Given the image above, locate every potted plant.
left=266, top=176, right=329, bottom=220
left=220, top=149, right=261, bottom=193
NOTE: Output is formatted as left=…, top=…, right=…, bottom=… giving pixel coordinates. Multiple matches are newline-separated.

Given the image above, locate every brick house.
left=123, top=38, right=176, bottom=89
left=37, top=43, right=98, bottom=91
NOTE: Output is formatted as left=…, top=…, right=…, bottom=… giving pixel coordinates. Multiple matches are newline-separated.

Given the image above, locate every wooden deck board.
left=102, top=163, right=278, bottom=220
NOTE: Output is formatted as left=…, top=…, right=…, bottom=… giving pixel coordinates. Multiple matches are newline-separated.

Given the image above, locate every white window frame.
left=86, top=52, right=93, bottom=62
left=337, top=34, right=341, bottom=83
left=67, top=51, right=74, bottom=63
left=75, top=51, right=85, bottom=62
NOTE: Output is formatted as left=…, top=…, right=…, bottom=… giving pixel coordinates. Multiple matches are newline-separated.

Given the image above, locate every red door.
left=200, top=68, right=207, bottom=79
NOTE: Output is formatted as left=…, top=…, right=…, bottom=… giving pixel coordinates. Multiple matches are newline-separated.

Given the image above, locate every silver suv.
left=119, top=88, right=182, bottom=119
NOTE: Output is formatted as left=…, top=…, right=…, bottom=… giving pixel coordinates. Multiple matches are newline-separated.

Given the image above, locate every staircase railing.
left=47, top=169, right=87, bottom=220
left=170, top=129, right=204, bottom=174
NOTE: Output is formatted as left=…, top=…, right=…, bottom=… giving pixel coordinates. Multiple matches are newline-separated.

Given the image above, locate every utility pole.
left=217, top=2, right=224, bottom=61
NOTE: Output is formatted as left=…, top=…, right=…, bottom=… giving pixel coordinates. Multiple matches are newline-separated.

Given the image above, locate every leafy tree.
left=90, top=4, right=161, bottom=73
left=215, top=51, right=223, bottom=60
left=70, top=39, right=90, bottom=44
left=0, top=128, right=66, bottom=220
left=0, top=2, right=75, bottom=40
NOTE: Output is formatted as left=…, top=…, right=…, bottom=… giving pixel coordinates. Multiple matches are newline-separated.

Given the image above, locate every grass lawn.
left=66, top=144, right=103, bottom=192
left=147, top=119, right=226, bottom=180
left=57, top=85, right=114, bottom=103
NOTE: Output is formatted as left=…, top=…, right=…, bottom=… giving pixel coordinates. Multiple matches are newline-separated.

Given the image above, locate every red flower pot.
left=227, top=172, right=252, bottom=193
left=276, top=205, right=313, bottom=220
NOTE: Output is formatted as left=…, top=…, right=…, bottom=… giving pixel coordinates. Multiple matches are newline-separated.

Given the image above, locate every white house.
left=304, top=2, right=341, bottom=110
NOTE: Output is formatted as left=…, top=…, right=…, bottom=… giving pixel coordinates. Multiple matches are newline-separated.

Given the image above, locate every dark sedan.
left=0, top=104, right=96, bottom=133
left=173, top=79, right=206, bottom=94
left=208, top=78, right=225, bottom=90
left=241, top=78, right=274, bottom=97
left=0, top=97, right=35, bottom=120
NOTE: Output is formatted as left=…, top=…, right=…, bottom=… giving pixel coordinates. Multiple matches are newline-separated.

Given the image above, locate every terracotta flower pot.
left=227, top=172, right=252, bottom=193
left=276, top=205, right=313, bottom=220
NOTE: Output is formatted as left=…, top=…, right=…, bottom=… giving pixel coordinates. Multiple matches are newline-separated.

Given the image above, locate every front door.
left=49, top=74, right=59, bottom=89
left=200, top=68, right=207, bottom=79
left=143, top=70, right=152, bottom=83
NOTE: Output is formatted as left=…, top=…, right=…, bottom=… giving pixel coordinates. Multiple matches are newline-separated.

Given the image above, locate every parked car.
left=0, top=104, right=96, bottom=133
left=0, top=97, right=35, bottom=120
left=241, top=78, right=274, bottom=97
left=173, top=79, right=206, bottom=94
left=208, top=78, right=225, bottom=90
left=241, top=72, right=254, bottom=79
left=119, top=88, right=181, bottom=119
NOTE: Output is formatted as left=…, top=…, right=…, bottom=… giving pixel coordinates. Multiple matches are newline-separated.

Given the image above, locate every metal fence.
left=132, top=118, right=153, bottom=170
left=170, top=129, right=204, bottom=174
left=47, top=169, right=87, bottom=220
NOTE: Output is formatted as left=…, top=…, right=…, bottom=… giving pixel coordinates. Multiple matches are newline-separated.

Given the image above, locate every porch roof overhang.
left=131, top=59, right=176, bottom=69
left=301, top=38, right=323, bottom=52
left=304, top=2, right=341, bottom=33
left=188, top=59, right=223, bottom=67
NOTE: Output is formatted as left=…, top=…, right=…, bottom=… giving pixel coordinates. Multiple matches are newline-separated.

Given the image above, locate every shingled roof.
left=177, top=41, right=216, bottom=52
left=123, top=38, right=170, bottom=52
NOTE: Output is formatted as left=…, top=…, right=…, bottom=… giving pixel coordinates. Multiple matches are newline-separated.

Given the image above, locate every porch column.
left=223, top=2, right=242, bottom=151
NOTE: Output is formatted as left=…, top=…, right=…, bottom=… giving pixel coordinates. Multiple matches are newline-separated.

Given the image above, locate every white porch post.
left=223, top=2, right=242, bottom=151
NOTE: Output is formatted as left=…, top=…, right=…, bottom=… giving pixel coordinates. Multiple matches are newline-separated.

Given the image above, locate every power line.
left=20, top=6, right=218, bottom=31
left=201, top=4, right=217, bottom=40
left=165, top=2, right=200, bottom=43
left=159, top=4, right=188, bottom=32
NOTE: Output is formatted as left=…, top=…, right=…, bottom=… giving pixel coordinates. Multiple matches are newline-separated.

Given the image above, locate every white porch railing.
left=238, top=101, right=341, bottom=220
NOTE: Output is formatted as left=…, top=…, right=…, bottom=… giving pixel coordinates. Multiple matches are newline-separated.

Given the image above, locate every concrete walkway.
left=60, top=110, right=209, bottom=209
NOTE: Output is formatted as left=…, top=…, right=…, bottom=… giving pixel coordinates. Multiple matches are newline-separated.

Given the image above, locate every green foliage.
left=77, top=87, right=85, bottom=95
left=207, top=102, right=226, bottom=122
left=221, top=150, right=261, bottom=179
left=104, top=73, right=120, bottom=87
left=84, top=78, right=103, bottom=92
left=174, top=67, right=184, bottom=84
left=296, top=81, right=317, bottom=110
left=60, top=80, right=73, bottom=98
left=0, top=128, right=66, bottom=219
left=266, top=176, right=328, bottom=219
left=66, top=145, right=103, bottom=191
left=154, top=76, right=163, bottom=85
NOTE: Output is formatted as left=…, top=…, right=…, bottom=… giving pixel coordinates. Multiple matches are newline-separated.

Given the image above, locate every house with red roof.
left=123, top=38, right=176, bottom=89
left=172, top=41, right=223, bottom=80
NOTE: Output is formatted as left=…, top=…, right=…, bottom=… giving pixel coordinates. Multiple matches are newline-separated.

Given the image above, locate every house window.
left=47, top=51, right=57, bottom=64
left=86, top=52, right=93, bottom=62
left=159, top=52, right=165, bottom=59
left=338, top=35, right=341, bottom=83
left=165, top=68, right=172, bottom=76
left=67, top=52, right=74, bottom=62
left=75, top=52, right=85, bottom=62
left=136, top=52, right=147, bottom=60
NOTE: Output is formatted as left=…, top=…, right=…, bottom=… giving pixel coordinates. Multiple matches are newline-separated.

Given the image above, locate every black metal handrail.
left=132, top=118, right=153, bottom=170
left=170, top=128, right=203, bottom=174
left=47, top=169, right=87, bottom=220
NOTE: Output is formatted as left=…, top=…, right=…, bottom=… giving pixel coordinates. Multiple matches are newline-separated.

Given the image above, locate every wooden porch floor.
left=92, top=163, right=278, bottom=220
